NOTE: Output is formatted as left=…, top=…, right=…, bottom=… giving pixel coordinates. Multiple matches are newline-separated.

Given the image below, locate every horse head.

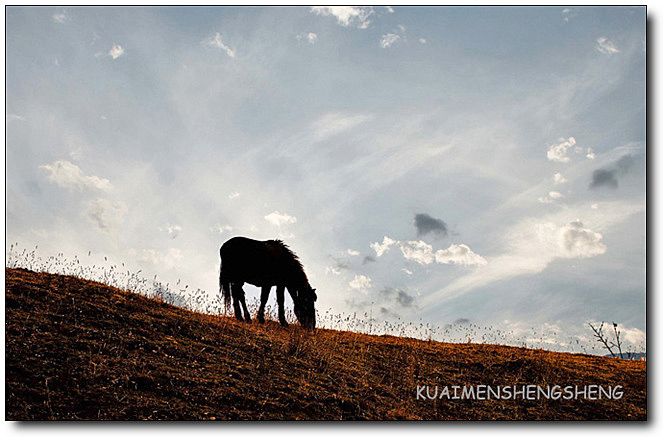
left=294, top=285, right=317, bottom=330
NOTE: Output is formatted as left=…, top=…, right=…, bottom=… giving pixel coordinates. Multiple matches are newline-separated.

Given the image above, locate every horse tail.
left=219, top=257, right=231, bottom=311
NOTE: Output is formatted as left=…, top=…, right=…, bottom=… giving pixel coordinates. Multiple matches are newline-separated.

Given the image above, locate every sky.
left=5, top=6, right=647, bottom=353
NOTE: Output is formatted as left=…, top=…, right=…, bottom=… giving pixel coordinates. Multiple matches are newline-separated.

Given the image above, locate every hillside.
left=6, top=267, right=646, bottom=420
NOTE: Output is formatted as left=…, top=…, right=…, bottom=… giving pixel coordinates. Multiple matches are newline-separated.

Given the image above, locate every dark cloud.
left=590, top=154, right=634, bottom=190
left=379, top=286, right=415, bottom=308
left=453, top=317, right=470, bottom=325
left=363, top=255, right=376, bottom=264
left=590, top=169, right=618, bottom=189
left=414, top=213, right=448, bottom=237
left=329, top=255, right=350, bottom=271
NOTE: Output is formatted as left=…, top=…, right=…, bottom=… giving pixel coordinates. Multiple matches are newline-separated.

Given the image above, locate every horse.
left=219, top=236, right=317, bottom=330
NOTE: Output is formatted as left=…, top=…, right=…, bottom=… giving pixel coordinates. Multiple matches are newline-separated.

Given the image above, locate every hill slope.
left=6, top=268, right=646, bottom=420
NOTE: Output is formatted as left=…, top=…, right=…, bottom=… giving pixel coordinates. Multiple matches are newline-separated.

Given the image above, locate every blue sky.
left=5, top=6, right=646, bottom=353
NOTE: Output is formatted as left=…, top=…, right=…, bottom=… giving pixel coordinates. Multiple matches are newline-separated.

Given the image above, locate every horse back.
left=219, top=236, right=284, bottom=285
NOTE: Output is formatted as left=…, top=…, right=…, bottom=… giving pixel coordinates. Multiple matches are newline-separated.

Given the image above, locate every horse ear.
left=312, top=288, right=317, bottom=301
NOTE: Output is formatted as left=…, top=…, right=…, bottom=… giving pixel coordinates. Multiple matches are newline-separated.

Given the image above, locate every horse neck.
left=286, top=266, right=308, bottom=291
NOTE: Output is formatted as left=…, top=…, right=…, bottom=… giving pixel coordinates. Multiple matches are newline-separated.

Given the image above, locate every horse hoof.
left=279, top=320, right=289, bottom=327
left=257, top=316, right=265, bottom=324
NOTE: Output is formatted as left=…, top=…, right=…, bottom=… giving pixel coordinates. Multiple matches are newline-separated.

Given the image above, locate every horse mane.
left=267, top=239, right=308, bottom=284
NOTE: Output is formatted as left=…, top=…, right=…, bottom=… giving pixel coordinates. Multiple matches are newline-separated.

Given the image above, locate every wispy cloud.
left=312, top=112, right=372, bottom=141
left=128, top=248, right=183, bottom=269
left=159, top=224, right=182, bottom=239
left=310, top=6, right=374, bottom=29
left=380, top=24, right=407, bottom=48
left=85, top=198, right=127, bottom=232
left=296, top=32, right=318, bottom=44
left=380, top=33, right=400, bottom=48
left=204, top=32, right=236, bottom=58
left=39, top=160, right=112, bottom=193
left=422, top=201, right=644, bottom=306
left=596, top=37, right=620, bottom=55
left=6, top=114, right=26, bottom=123
left=538, top=190, right=564, bottom=204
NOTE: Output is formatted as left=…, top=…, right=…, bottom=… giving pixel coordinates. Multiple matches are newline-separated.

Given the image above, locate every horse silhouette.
left=219, top=236, right=317, bottom=329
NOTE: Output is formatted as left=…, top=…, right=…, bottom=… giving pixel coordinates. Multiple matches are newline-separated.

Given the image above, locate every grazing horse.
left=219, top=236, right=317, bottom=329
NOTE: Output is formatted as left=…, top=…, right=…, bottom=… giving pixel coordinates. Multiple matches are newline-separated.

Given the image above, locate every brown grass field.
left=5, top=267, right=646, bottom=420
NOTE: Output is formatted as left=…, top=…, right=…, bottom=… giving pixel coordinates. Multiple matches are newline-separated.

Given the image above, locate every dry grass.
left=6, top=267, right=646, bottom=420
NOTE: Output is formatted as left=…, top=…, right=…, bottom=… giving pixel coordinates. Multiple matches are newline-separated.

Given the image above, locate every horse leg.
left=276, top=285, right=288, bottom=327
left=231, top=282, right=244, bottom=321
left=257, top=286, right=271, bottom=323
left=239, top=288, right=251, bottom=324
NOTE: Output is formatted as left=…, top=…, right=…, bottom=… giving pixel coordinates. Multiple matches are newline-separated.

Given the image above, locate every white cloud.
left=547, top=137, right=576, bottom=162
left=212, top=224, right=234, bottom=234
left=620, top=326, right=646, bottom=347
left=553, top=172, right=567, bottom=185
left=310, top=6, right=374, bottom=29
left=204, top=32, right=236, bottom=58
left=399, top=240, right=435, bottom=264
left=347, top=249, right=360, bottom=256
left=385, top=6, right=394, bottom=13
left=52, top=11, right=68, bottom=24
left=561, top=8, right=577, bottom=22
left=548, top=191, right=564, bottom=200
left=349, top=274, right=372, bottom=293
left=371, top=236, right=486, bottom=266
left=418, top=38, right=427, bottom=44
left=434, top=244, right=489, bottom=266
left=370, top=236, right=397, bottom=257
left=556, top=220, right=606, bottom=258
left=326, top=265, right=342, bottom=275
left=228, top=191, right=240, bottom=199
left=264, top=211, right=297, bottom=227
left=296, top=32, right=318, bottom=44
left=586, top=147, right=596, bottom=159
left=399, top=240, right=487, bottom=266
left=39, top=160, right=112, bottom=192
left=85, top=198, right=127, bottom=232
left=109, top=44, right=125, bottom=59
left=596, top=37, right=620, bottom=55
left=380, top=33, right=401, bottom=48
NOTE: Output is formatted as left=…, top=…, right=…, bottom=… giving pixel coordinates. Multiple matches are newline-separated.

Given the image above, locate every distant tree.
left=588, top=321, right=637, bottom=359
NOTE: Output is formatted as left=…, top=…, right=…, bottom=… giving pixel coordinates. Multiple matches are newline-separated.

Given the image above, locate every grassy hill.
left=5, top=267, right=646, bottom=420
